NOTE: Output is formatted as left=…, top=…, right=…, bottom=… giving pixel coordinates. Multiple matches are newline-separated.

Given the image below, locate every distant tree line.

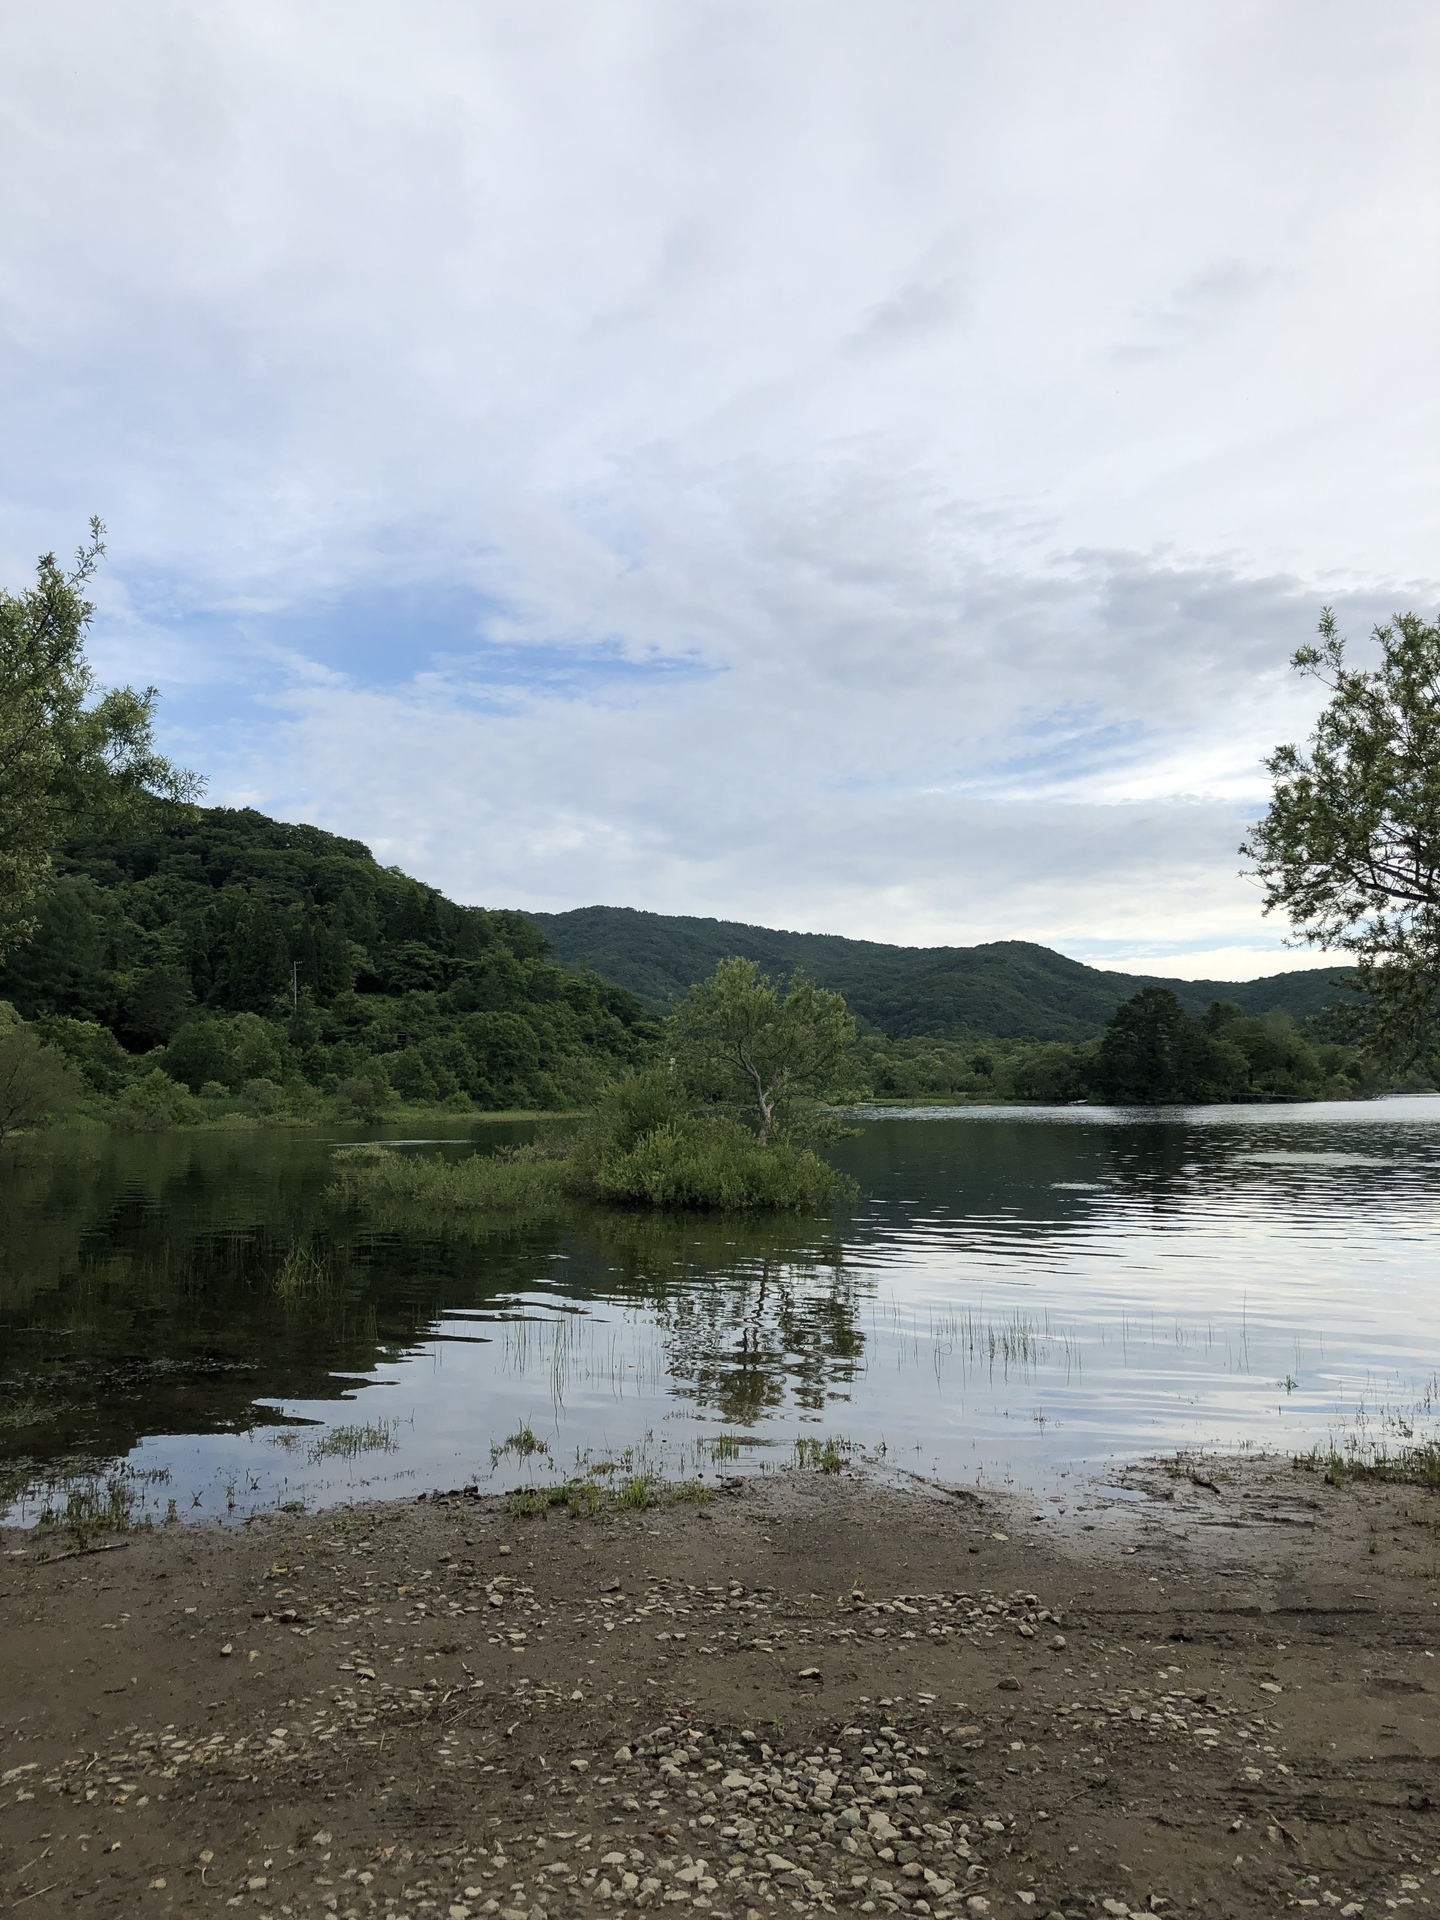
left=854, top=987, right=1394, bottom=1106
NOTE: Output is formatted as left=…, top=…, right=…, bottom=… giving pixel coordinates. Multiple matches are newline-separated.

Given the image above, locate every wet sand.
left=2, top=1455, right=1437, bottom=1919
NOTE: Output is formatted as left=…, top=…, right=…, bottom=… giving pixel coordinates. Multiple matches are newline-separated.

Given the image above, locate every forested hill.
left=527, top=905, right=1356, bottom=1041
left=0, top=807, right=653, bottom=1108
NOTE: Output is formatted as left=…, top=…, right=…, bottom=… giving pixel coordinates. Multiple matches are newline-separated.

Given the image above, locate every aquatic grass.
left=490, top=1420, right=551, bottom=1466
left=273, top=1240, right=332, bottom=1297
left=309, top=1419, right=399, bottom=1462
left=794, top=1435, right=849, bottom=1473
left=33, top=1472, right=139, bottom=1544
left=0, top=1395, right=59, bottom=1431
left=327, top=1142, right=571, bottom=1215
left=503, top=1468, right=712, bottom=1520
left=615, top=1472, right=661, bottom=1510
left=1295, top=1437, right=1440, bottom=1491
left=668, top=1477, right=712, bottom=1505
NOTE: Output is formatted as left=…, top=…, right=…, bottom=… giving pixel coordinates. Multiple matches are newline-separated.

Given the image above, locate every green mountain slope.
left=0, top=808, right=654, bottom=1108
left=527, top=904, right=1356, bottom=1041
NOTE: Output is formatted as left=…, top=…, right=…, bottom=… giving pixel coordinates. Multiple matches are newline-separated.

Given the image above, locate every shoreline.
left=3, top=1456, right=1436, bottom=1920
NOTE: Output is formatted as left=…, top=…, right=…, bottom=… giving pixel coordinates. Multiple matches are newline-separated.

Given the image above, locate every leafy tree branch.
left=0, top=520, right=202, bottom=955
left=1243, top=607, right=1440, bottom=1064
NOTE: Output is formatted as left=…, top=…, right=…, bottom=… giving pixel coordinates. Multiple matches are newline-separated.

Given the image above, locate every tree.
left=1091, top=987, right=1246, bottom=1105
left=671, top=957, right=855, bottom=1141
left=0, top=520, right=201, bottom=957
left=0, top=1019, right=82, bottom=1141
left=1243, top=609, right=1440, bottom=1064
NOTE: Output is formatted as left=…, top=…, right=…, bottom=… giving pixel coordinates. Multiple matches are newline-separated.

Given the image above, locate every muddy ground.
left=2, top=1455, right=1438, bottom=1920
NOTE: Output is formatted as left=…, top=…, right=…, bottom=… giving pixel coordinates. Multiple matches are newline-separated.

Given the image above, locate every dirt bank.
left=2, top=1457, right=1437, bottom=1920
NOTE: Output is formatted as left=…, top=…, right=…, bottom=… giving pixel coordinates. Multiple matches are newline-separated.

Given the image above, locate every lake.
left=3, top=1097, right=1439, bottom=1526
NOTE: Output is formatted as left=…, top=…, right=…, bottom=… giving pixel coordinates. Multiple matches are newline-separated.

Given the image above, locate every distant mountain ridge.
left=526, top=904, right=1356, bottom=1042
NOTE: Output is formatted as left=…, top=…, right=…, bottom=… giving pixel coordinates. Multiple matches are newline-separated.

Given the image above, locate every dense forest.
left=0, top=805, right=654, bottom=1118
left=530, top=904, right=1357, bottom=1039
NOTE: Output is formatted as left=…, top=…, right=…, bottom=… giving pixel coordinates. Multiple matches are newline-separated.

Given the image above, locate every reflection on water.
left=3, top=1098, right=1439, bottom=1521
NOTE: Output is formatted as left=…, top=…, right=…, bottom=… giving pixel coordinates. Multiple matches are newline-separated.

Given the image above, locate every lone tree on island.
left=1244, top=608, right=1440, bottom=1065
left=672, top=956, right=855, bottom=1141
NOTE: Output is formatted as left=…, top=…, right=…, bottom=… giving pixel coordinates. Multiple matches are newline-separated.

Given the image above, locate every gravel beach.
left=3, top=1456, right=1438, bottom=1919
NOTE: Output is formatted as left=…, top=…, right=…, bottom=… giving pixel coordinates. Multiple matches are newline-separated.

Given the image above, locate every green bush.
left=113, top=1068, right=202, bottom=1130
left=0, top=1022, right=83, bottom=1140
left=590, top=1114, right=851, bottom=1211
left=337, top=1074, right=389, bottom=1119
left=242, top=1076, right=286, bottom=1116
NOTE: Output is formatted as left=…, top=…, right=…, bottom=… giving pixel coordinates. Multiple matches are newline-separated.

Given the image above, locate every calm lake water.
left=3, top=1098, right=1439, bottom=1525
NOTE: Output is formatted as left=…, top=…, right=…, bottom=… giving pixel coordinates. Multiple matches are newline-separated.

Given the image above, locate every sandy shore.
left=2, top=1456, right=1437, bottom=1920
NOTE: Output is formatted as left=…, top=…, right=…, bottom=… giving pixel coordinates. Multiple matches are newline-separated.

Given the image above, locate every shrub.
left=590, top=1114, right=852, bottom=1211
left=113, top=1068, right=202, bottom=1130
left=337, top=1074, right=388, bottom=1119
left=0, top=1024, right=83, bottom=1140
left=242, top=1076, right=286, bottom=1116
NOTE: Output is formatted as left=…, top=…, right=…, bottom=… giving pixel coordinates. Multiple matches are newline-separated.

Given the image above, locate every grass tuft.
left=310, top=1420, right=399, bottom=1461
left=794, top=1435, right=849, bottom=1473
left=490, top=1421, right=550, bottom=1467
left=503, top=1471, right=712, bottom=1520
left=274, top=1240, right=331, bottom=1297
left=1295, top=1439, right=1440, bottom=1491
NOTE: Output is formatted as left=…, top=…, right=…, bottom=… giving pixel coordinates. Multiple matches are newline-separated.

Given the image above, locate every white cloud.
left=3, top=0, right=1439, bottom=971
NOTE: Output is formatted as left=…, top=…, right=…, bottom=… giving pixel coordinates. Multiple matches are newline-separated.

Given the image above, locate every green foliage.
left=0, top=800, right=656, bottom=1118
left=589, top=1113, right=851, bottom=1211
left=1246, top=608, right=1440, bottom=1066
left=1089, top=988, right=1380, bottom=1105
left=854, top=995, right=1382, bottom=1106
left=671, top=956, right=855, bottom=1140
left=0, top=1017, right=83, bottom=1140
left=0, top=522, right=201, bottom=957
left=534, top=904, right=1357, bottom=1039
left=113, top=1067, right=203, bottom=1130
left=1092, top=987, right=1247, bottom=1104
left=328, top=1111, right=850, bottom=1217
left=326, top=1141, right=571, bottom=1213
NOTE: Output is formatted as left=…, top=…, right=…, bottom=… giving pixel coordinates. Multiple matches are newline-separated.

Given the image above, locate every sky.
left=3, top=2, right=1439, bottom=979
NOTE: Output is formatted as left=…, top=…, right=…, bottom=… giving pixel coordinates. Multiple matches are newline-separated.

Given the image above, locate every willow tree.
left=672, top=956, right=855, bottom=1141
left=1244, top=608, right=1440, bottom=1064
left=0, top=521, right=201, bottom=955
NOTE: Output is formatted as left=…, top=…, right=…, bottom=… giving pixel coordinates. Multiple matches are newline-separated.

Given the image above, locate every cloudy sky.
left=4, top=2, right=1438, bottom=977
